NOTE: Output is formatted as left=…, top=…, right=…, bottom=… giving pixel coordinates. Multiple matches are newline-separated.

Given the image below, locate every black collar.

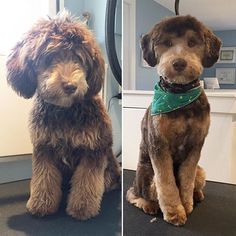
left=159, top=76, right=200, bottom=94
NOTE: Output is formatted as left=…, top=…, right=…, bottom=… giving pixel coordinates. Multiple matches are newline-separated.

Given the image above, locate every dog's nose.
left=63, top=83, right=77, bottom=94
left=172, top=58, right=187, bottom=72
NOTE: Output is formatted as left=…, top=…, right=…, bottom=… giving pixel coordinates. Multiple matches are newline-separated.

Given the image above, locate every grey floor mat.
left=0, top=180, right=121, bottom=236
left=123, top=169, right=236, bottom=236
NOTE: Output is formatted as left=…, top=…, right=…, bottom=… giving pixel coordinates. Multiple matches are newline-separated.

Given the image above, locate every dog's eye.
left=188, top=39, right=197, bottom=48
left=163, top=40, right=172, bottom=47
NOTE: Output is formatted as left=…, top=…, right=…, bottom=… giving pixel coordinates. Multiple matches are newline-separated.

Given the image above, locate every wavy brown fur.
left=6, top=11, right=120, bottom=220
left=6, top=11, right=104, bottom=99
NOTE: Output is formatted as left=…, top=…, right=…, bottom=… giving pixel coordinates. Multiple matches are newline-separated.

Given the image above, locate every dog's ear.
left=141, top=33, right=157, bottom=67
left=86, top=49, right=105, bottom=97
left=5, top=20, right=50, bottom=99
left=75, top=26, right=105, bottom=97
left=202, top=28, right=222, bottom=68
left=69, top=20, right=105, bottom=97
left=6, top=39, right=38, bottom=98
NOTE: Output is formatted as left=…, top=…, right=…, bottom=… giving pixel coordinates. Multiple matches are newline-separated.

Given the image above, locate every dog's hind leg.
left=126, top=187, right=159, bottom=215
left=66, top=154, right=107, bottom=220
left=104, top=148, right=121, bottom=192
left=193, top=165, right=206, bottom=202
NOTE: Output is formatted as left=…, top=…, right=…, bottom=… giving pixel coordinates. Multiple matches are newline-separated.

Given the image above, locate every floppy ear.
left=141, top=33, right=157, bottom=67
left=86, top=49, right=105, bottom=97
left=6, top=41, right=38, bottom=98
left=90, top=51, right=105, bottom=95
left=5, top=20, right=50, bottom=99
left=70, top=21, right=105, bottom=97
left=202, top=28, right=222, bottom=68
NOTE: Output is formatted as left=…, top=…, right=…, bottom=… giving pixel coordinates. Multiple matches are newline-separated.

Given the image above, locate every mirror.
left=106, top=0, right=122, bottom=85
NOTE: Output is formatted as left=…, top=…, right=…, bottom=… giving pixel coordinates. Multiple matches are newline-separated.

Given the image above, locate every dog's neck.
left=159, top=76, right=200, bottom=94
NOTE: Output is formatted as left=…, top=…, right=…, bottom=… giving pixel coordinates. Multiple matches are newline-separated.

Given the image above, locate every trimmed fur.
left=6, top=12, right=120, bottom=219
left=127, top=15, right=221, bottom=226
left=141, top=15, right=221, bottom=68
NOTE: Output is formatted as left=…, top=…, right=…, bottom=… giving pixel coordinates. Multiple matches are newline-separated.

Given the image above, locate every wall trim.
left=123, top=0, right=136, bottom=90
left=0, top=154, right=32, bottom=184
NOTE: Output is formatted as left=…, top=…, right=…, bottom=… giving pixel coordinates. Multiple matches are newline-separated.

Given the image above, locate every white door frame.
left=123, top=0, right=136, bottom=90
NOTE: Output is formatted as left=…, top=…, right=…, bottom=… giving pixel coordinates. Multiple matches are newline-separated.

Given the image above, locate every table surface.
left=0, top=180, right=121, bottom=236
left=123, top=89, right=236, bottom=97
left=123, top=169, right=236, bottom=236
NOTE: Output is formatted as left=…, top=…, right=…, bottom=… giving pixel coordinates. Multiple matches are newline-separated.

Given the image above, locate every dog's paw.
left=66, top=199, right=100, bottom=220
left=194, top=190, right=204, bottom=202
left=183, top=202, right=193, bottom=215
left=163, top=205, right=187, bottom=226
left=105, top=179, right=121, bottom=192
left=26, top=196, right=59, bottom=217
left=126, top=188, right=159, bottom=215
left=133, top=198, right=159, bottom=215
left=142, top=201, right=159, bottom=215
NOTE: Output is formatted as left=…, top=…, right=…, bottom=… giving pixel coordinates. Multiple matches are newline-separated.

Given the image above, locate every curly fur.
left=6, top=11, right=120, bottom=219
left=7, top=11, right=104, bottom=99
left=127, top=15, right=221, bottom=226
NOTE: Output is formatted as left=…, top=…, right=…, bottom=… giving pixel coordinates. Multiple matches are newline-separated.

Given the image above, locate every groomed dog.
left=127, top=15, right=221, bottom=226
left=6, top=12, right=120, bottom=220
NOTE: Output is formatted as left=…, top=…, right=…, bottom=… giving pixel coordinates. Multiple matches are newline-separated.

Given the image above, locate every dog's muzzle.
left=172, top=58, right=187, bottom=72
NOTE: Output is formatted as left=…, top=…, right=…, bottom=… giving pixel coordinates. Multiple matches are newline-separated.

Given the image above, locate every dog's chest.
left=153, top=109, right=210, bottom=163
left=30, top=103, right=101, bottom=151
left=32, top=121, right=100, bottom=150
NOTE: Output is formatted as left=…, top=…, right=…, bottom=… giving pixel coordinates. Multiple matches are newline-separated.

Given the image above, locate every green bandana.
left=151, top=83, right=202, bottom=115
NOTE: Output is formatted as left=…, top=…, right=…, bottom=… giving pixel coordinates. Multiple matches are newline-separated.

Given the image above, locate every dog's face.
left=37, top=51, right=88, bottom=107
left=6, top=12, right=104, bottom=107
left=154, top=30, right=205, bottom=84
left=141, top=15, right=221, bottom=84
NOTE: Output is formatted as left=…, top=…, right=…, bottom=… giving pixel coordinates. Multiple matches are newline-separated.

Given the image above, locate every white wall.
left=0, top=55, right=32, bottom=156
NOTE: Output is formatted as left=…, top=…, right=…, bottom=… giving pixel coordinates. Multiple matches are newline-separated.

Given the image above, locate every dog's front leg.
left=27, top=151, right=62, bottom=216
left=66, top=155, right=107, bottom=220
left=178, top=148, right=201, bottom=215
left=150, top=151, right=187, bottom=226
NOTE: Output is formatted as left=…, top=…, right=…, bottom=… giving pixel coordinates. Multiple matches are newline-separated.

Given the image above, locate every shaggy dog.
left=126, top=15, right=221, bottom=226
left=6, top=12, right=120, bottom=220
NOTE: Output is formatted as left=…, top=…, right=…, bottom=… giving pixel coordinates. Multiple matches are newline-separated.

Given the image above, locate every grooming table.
left=123, top=169, right=236, bottom=236
left=0, top=180, right=121, bottom=236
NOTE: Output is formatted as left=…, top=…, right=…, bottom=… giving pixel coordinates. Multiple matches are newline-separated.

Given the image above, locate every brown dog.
left=6, top=12, right=120, bottom=220
left=127, top=15, right=221, bottom=226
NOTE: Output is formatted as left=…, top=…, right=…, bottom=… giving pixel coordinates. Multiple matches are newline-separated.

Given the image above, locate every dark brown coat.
left=127, top=15, right=221, bottom=226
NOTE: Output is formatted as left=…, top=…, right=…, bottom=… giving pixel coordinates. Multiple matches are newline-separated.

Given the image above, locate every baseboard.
left=0, top=154, right=32, bottom=184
